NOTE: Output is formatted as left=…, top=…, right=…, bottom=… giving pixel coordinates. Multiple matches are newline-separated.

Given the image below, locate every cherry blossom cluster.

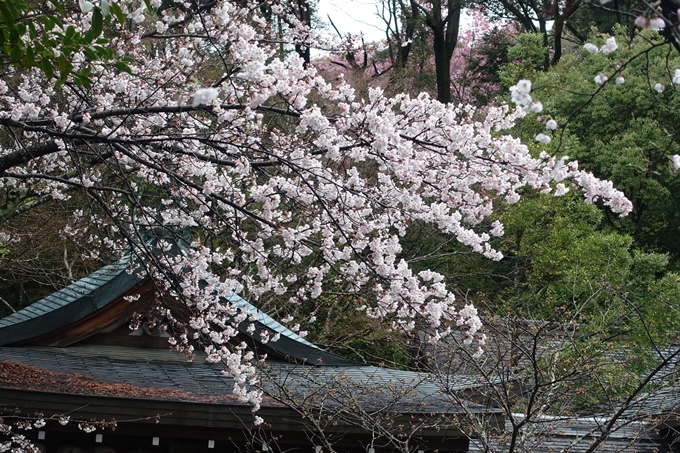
left=582, top=14, right=680, bottom=92
left=0, top=435, right=39, bottom=453
left=0, top=0, right=632, bottom=416
left=509, top=80, right=560, bottom=145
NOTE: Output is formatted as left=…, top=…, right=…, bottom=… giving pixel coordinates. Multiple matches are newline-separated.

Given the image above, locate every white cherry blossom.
left=535, top=133, right=551, bottom=144
left=192, top=88, right=219, bottom=106
left=673, top=69, right=680, bottom=85
left=600, top=36, right=618, bottom=54
left=0, top=0, right=633, bottom=414
left=635, top=16, right=666, bottom=31
left=583, top=43, right=598, bottom=54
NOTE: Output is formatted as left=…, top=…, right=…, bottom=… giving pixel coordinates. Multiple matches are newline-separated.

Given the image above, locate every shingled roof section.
left=0, top=258, right=142, bottom=346
left=468, top=416, right=680, bottom=453
left=0, top=347, right=244, bottom=404
left=0, top=346, right=492, bottom=416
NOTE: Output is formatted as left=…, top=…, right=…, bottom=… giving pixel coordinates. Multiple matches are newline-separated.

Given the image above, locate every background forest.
left=245, top=0, right=680, bottom=368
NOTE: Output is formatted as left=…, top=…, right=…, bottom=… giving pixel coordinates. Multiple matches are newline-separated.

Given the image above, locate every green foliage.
left=291, top=292, right=413, bottom=369
left=464, top=26, right=515, bottom=106
left=523, top=25, right=680, bottom=263
left=0, top=0, right=131, bottom=85
left=566, top=1, right=645, bottom=39
left=499, top=32, right=548, bottom=87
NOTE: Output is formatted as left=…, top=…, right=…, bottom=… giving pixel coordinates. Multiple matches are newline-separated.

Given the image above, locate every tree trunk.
left=425, top=0, right=460, bottom=104
left=432, top=25, right=452, bottom=104
left=294, top=0, right=311, bottom=66
left=552, top=0, right=582, bottom=65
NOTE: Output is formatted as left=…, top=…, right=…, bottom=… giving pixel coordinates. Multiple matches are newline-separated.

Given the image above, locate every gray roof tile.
left=0, top=346, right=489, bottom=414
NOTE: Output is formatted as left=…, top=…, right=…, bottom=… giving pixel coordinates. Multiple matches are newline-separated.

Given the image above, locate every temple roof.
left=0, top=345, right=490, bottom=415
left=0, top=258, right=141, bottom=346
left=0, top=242, right=500, bottom=436
left=0, top=247, right=356, bottom=365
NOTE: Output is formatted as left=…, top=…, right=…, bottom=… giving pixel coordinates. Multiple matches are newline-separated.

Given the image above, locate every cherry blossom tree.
left=0, top=0, right=633, bottom=415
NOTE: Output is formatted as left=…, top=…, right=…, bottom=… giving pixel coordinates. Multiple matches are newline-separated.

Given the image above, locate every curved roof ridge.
left=225, top=293, right=320, bottom=350
left=0, top=247, right=359, bottom=366
left=0, top=255, right=143, bottom=346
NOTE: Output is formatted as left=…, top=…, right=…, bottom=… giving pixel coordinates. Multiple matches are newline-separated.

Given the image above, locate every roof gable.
left=0, top=250, right=356, bottom=365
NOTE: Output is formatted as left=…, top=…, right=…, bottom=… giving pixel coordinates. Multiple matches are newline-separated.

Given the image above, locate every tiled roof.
left=226, top=292, right=320, bottom=350
left=262, top=362, right=492, bottom=414
left=0, top=258, right=142, bottom=345
left=0, top=260, right=134, bottom=330
left=0, top=346, right=491, bottom=415
left=469, top=416, right=680, bottom=453
left=0, top=247, right=346, bottom=363
left=0, top=345, right=243, bottom=404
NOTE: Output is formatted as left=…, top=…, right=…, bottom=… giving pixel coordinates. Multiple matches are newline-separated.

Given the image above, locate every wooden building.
left=0, top=249, right=496, bottom=453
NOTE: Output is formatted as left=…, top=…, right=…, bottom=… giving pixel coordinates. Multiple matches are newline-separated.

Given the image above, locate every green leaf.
left=28, top=22, right=35, bottom=40
left=39, top=15, right=53, bottom=29
left=47, top=0, right=64, bottom=13
left=0, top=3, right=14, bottom=27
left=51, top=15, right=63, bottom=29
left=40, top=32, right=51, bottom=47
left=82, top=46, right=97, bottom=60
left=93, top=44, right=106, bottom=56
left=109, top=2, right=125, bottom=25
left=57, top=53, right=69, bottom=77
left=91, top=7, right=102, bottom=38
left=9, top=44, right=22, bottom=63
left=9, top=28, right=19, bottom=46
left=78, top=74, right=92, bottom=89
left=113, top=61, right=132, bottom=74
left=4, top=1, right=20, bottom=21
left=40, top=56, right=53, bottom=79
left=22, top=44, right=34, bottom=66
left=93, top=44, right=114, bottom=60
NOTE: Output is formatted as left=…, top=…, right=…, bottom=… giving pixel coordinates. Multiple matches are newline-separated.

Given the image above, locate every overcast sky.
left=316, top=0, right=387, bottom=43
left=315, top=1, right=477, bottom=45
